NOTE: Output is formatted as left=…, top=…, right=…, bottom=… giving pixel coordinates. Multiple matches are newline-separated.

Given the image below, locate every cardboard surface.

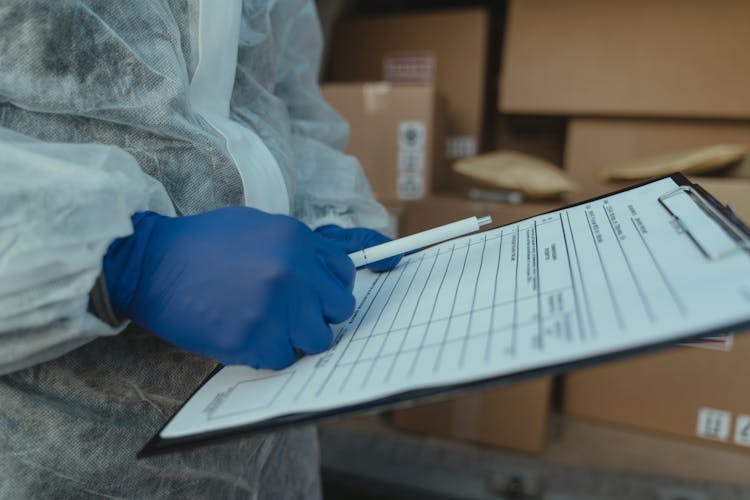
left=565, top=118, right=750, bottom=193
left=564, top=333, right=750, bottom=451
left=329, top=9, right=489, bottom=161
left=389, top=377, right=551, bottom=454
left=500, top=0, right=750, bottom=118
left=545, top=415, right=750, bottom=485
left=494, top=115, right=567, bottom=167
left=322, top=83, right=443, bottom=201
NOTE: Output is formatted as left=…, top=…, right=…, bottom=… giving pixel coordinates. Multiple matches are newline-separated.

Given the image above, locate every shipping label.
left=397, top=121, right=426, bottom=200
left=696, top=407, right=731, bottom=441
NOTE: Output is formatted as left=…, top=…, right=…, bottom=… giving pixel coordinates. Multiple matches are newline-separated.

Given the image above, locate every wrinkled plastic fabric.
left=0, top=326, right=322, bottom=499
left=0, top=129, right=175, bottom=373
left=0, top=0, right=385, bottom=496
left=0, top=0, right=387, bottom=227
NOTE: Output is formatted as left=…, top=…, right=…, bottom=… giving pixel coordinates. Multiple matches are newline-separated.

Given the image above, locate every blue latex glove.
left=314, top=225, right=403, bottom=272
left=102, top=208, right=356, bottom=370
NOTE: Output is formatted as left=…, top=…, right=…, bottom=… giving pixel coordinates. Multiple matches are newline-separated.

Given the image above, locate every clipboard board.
left=139, top=173, right=750, bottom=457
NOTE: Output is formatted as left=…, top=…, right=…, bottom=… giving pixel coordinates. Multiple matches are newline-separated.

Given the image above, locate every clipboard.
left=139, top=173, right=750, bottom=457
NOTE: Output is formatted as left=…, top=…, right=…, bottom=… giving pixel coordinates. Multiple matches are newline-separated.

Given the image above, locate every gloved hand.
left=102, top=208, right=356, bottom=370
left=314, top=225, right=402, bottom=272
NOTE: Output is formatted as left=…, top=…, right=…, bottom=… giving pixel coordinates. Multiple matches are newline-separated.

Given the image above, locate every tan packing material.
left=565, top=118, right=750, bottom=194
left=329, top=9, right=489, bottom=162
left=322, top=83, right=444, bottom=202
left=454, top=150, right=578, bottom=199
left=500, top=0, right=750, bottom=118
left=564, top=178, right=750, bottom=451
left=600, top=144, right=747, bottom=182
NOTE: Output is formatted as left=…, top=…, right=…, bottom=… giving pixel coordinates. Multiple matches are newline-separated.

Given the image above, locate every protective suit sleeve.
left=0, top=127, right=174, bottom=375
left=271, top=0, right=391, bottom=232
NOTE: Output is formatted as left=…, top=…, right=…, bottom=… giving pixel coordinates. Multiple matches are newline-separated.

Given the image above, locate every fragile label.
left=445, top=136, right=477, bottom=160
left=398, top=121, right=426, bottom=150
left=383, top=52, right=436, bottom=83
left=695, top=407, right=731, bottom=441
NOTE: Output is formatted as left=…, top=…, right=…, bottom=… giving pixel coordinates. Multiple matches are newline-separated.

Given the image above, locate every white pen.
left=348, top=215, right=493, bottom=269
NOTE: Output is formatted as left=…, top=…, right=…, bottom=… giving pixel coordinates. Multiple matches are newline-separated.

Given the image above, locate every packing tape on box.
left=363, top=82, right=392, bottom=114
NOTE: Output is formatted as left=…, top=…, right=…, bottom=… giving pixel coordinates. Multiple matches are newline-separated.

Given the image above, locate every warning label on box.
left=696, top=407, right=731, bottom=441
left=397, top=121, right=426, bottom=200
left=383, top=52, right=436, bottom=83
left=445, top=135, right=477, bottom=160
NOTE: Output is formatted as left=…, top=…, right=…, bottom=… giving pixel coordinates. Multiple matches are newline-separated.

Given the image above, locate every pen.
left=348, top=215, right=493, bottom=268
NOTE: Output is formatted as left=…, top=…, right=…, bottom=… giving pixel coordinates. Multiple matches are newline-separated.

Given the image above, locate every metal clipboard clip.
left=658, top=184, right=750, bottom=260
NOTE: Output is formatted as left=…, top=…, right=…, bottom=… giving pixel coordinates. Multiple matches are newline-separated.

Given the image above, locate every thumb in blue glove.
left=314, top=225, right=403, bottom=272
left=102, top=208, right=356, bottom=370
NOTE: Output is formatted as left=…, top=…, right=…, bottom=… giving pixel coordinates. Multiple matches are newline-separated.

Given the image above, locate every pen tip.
left=477, top=215, right=492, bottom=227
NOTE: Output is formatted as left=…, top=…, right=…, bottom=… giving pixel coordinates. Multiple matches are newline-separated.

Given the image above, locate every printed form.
left=160, top=177, right=750, bottom=440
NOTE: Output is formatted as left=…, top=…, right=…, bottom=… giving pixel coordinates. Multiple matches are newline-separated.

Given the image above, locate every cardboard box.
left=322, top=83, right=444, bottom=201
left=500, top=0, right=750, bottom=118
left=565, top=118, right=750, bottom=193
left=493, top=115, right=567, bottom=168
left=329, top=9, right=489, bottom=161
left=389, top=377, right=551, bottom=454
left=564, top=332, right=750, bottom=451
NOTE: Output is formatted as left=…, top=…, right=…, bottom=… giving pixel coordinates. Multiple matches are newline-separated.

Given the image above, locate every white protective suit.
left=0, top=0, right=387, bottom=497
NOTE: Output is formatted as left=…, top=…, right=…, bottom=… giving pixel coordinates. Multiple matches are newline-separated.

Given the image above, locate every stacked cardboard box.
left=389, top=378, right=551, bottom=454
left=500, top=0, right=750, bottom=192
left=329, top=8, right=490, bottom=166
left=564, top=332, right=750, bottom=451
left=322, top=83, right=444, bottom=201
left=566, top=118, right=750, bottom=195
left=500, top=0, right=750, bottom=118
left=498, top=0, right=750, bottom=448
left=326, top=0, right=750, bottom=454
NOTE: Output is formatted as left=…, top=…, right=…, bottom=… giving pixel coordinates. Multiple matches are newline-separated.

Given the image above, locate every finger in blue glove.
left=103, top=208, right=356, bottom=370
left=314, top=225, right=403, bottom=272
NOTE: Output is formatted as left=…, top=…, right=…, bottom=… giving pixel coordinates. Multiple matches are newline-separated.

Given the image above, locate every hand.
left=314, top=225, right=402, bottom=272
left=102, top=208, right=355, bottom=370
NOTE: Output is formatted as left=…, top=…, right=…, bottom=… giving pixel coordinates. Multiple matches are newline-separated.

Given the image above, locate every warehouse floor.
left=319, top=413, right=750, bottom=500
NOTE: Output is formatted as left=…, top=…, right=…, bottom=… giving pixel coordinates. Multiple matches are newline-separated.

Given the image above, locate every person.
left=0, top=1, right=401, bottom=497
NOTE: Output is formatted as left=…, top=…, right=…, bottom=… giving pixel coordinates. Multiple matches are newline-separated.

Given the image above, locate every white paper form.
left=159, top=177, right=750, bottom=440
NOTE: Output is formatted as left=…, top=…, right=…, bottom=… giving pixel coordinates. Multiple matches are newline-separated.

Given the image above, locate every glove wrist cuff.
left=88, top=273, right=127, bottom=327
left=102, top=211, right=163, bottom=319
